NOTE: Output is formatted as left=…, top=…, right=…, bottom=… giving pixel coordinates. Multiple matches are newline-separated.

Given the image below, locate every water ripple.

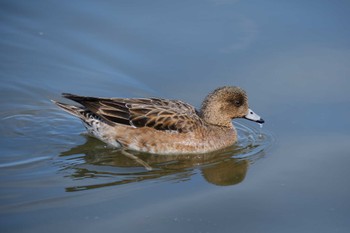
left=55, top=121, right=273, bottom=191
left=0, top=156, right=50, bottom=168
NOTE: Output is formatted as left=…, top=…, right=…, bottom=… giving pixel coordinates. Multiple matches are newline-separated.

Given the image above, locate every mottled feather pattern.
left=54, top=87, right=264, bottom=154
left=62, top=94, right=203, bottom=133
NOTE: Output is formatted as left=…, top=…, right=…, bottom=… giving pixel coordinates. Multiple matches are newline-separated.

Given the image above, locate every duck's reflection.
left=60, top=136, right=265, bottom=192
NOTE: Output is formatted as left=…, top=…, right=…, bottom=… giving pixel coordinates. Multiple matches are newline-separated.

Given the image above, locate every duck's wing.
left=62, top=93, right=203, bottom=133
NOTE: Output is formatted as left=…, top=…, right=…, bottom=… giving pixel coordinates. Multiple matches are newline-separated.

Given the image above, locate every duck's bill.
left=244, top=108, right=265, bottom=124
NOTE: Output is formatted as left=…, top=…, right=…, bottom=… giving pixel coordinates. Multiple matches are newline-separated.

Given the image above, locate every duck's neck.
left=199, top=104, right=233, bottom=128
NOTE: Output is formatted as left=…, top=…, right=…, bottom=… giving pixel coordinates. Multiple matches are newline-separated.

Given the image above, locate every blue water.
left=1, top=1, right=350, bottom=232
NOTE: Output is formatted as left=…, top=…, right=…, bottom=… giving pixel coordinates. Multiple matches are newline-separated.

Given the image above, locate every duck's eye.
left=229, top=95, right=244, bottom=107
left=234, top=100, right=241, bottom=107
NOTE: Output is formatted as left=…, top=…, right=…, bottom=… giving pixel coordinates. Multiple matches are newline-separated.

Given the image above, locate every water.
left=1, top=1, right=350, bottom=232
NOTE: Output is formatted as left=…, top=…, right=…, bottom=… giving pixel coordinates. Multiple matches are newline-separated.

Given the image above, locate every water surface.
left=1, top=1, right=350, bottom=233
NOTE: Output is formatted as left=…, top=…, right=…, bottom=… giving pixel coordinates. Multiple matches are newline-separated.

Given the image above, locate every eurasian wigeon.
left=53, top=86, right=264, bottom=154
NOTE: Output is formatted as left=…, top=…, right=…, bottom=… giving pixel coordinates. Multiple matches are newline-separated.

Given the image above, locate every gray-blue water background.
left=1, top=1, right=350, bottom=233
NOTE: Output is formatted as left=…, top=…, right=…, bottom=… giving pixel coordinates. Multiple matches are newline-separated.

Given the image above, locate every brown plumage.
left=53, top=86, right=264, bottom=154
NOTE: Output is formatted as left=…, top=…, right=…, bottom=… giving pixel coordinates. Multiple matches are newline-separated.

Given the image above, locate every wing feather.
left=62, top=94, right=203, bottom=133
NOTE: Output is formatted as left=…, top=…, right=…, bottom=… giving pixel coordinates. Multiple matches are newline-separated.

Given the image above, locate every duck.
left=53, top=86, right=264, bottom=154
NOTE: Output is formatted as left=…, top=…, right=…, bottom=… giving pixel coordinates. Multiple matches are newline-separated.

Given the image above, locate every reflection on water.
left=1, top=0, right=350, bottom=232
left=57, top=122, right=270, bottom=192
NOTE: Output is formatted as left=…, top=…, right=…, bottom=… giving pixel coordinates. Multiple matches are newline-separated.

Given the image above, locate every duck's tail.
left=51, top=100, right=85, bottom=118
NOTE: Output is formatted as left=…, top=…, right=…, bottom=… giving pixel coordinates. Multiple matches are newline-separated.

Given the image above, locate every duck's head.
left=200, top=86, right=264, bottom=127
